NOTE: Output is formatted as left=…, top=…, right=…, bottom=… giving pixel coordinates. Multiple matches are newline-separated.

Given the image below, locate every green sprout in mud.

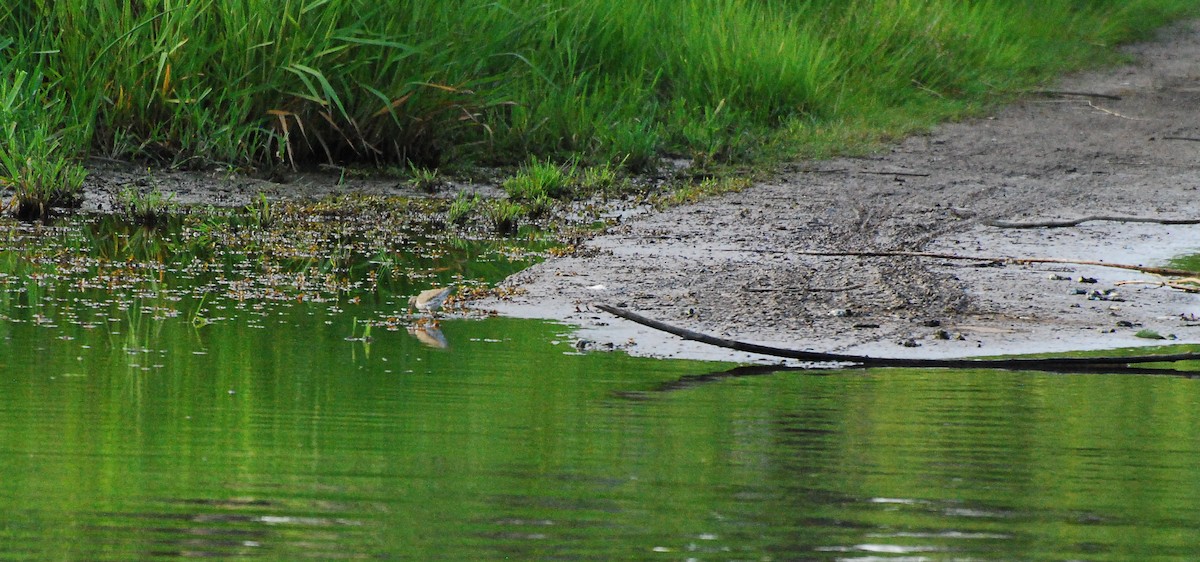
left=484, top=199, right=525, bottom=234
left=523, top=194, right=555, bottom=220
left=502, top=157, right=572, bottom=202
left=447, top=192, right=480, bottom=226
left=245, top=193, right=275, bottom=228
left=118, top=185, right=177, bottom=228
left=408, top=163, right=443, bottom=193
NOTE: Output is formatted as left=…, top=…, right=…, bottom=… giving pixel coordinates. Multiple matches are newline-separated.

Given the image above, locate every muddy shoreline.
left=479, top=20, right=1200, bottom=363
left=64, top=21, right=1200, bottom=365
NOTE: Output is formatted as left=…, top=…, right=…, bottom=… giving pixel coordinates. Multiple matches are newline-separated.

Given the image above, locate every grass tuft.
left=502, top=157, right=573, bottom=201
left=447, top=192, right=480, bottom=226
left=118, top=186, right=177, bottom=228
left=483, top=199, right=525, bottom=234
left=0, top=61, right=87, bottom=220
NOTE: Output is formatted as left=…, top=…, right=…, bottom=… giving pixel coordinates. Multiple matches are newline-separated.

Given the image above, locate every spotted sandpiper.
left=409, top=286, right=453, bottom=314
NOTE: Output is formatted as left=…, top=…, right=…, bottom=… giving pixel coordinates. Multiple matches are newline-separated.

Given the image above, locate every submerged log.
left=595, top=303, right=1200, bottom=373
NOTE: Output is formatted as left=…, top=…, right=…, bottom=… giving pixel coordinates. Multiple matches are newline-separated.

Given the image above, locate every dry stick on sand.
left=594, top=304, right=1200, bottom=372
left=782, top=249, right=1197, bottom=278
left=984, top=215, right=1200, bottom=229
left=1116, top=278, right=1200, bottom=293
left=1087, top=100, right=1142, bottom=120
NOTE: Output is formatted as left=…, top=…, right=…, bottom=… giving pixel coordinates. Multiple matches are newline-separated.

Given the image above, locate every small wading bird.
left=409, top=286, right=453, bottom=314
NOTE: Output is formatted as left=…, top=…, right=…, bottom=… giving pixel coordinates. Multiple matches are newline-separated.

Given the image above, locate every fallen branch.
left=596, top=303, right=1200, bottom=372
left=786, top=249, right=1196, bottom=278
left=1162, top=136, right=1200, bottom=142
left=984, top=215, right=1200, bottom=229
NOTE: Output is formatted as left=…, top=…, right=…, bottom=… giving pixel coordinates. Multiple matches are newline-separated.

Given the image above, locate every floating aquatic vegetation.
left=0, top=194, right=563, bottom=340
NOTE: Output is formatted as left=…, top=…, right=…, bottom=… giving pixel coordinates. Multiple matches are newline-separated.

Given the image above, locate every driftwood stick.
left=596, top=303, right=1200, bottom=372
left=984, top=215, right=1200, bottom=229
left=786, top=249, right=1196, bottom=278
left=787, top=248, right=1200, bottom=277
left=1162, top=136, right=1200, bottom=142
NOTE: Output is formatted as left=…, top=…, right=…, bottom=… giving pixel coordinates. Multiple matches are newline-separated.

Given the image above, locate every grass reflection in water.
left=5, top=208, right=1200, bottom=560
left=0, top=197, right=553, bottom=335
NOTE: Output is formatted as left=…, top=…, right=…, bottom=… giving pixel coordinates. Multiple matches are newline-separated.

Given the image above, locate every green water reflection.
left=3, top=216, right=1200, bottom=560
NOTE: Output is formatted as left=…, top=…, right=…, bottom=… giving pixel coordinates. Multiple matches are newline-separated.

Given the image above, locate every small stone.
left=933, top=329, right=951, bottom=340
left=923, top=319, right=941, bottom=327
left=1077, top=276, right=1099, bottom=284
left=899, top=338, right=921, bottom=348
left=828, top=308, right=852, bottom=318
left=1115, top=320, right=1135, bottom=328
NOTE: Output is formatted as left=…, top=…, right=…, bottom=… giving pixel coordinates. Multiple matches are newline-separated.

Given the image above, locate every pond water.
left=3, top=213, right=1200, bottom=560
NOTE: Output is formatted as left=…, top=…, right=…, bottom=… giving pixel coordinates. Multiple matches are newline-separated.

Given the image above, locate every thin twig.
left=797, top=168, right=848, bottom=174
left=1031, top=90, right=1123, bottom=101
left=1087, top=100, right=1142, bottom=120
left=780, top=249, right=1197, bottom=278
left=984, top=215, right=1200, bottom=229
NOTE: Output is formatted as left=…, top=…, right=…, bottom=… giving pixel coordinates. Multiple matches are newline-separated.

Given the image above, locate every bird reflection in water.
left=407, top=323, right=449, bottom=349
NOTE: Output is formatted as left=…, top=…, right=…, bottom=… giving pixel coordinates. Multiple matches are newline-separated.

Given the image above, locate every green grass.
left=502, top=157, right=573, bottom=201
left=1, top=0, right=1198, bottom=213
left=655, top=177, right=753, bottom=208
left=117, top=185, right=177, bottom=228
left=0, top=51, right=87, bottom=220
left=483, top=199, right=526, bottom=234
left=406, top=164, right=443, bottom=193
left=447, top=192, right=481, bottom=226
